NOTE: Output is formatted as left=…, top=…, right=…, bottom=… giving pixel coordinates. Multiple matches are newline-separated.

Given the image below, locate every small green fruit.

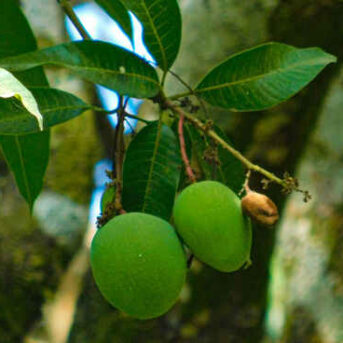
left=173, top=181, right=252, bottom=272
left=90, top=212, right=186, bottom=319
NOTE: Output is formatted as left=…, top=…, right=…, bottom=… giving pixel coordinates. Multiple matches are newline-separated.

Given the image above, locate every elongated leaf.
left=0, top=0, right=50, bottom=209
left=186, top=124, right=244, bottom=195
left=0, top=40, right=160, bottom=98
left=195, top=42, right=336, bottom=111
left=0, top=88, right=89, bottom=135
left=121, top=0, right=182, bottom=71
left=0, top=132, right=49, bottom=208
left=95, top=0, right=132, bottom=39
left=122, top=121, right=181, bottom=220
left=0, top=68, right=43, bottom=129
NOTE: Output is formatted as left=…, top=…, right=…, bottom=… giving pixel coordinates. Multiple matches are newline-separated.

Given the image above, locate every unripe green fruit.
left=173, top=181, right=252, bottom=272
left=90, top=212, right=186, bottom=319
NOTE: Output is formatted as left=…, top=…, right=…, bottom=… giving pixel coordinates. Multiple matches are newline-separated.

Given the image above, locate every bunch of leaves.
left=0, top=0, right=336, bottom=214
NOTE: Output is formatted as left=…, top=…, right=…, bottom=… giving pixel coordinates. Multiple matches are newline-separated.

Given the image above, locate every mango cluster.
left=91, top=181, right=252, bottom=319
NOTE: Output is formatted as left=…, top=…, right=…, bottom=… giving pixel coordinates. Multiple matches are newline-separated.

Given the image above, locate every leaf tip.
left=311, top=47, right=337, bottom=65
left=328, top=53, right=337, bottom=64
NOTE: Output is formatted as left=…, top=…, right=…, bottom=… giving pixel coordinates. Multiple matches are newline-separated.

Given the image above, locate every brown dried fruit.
left=241, top=191, right=279, bottom=226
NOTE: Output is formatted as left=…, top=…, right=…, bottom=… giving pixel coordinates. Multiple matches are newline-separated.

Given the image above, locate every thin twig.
left=168, top=69, right=210, bottom=118
left=113, top=96, right=126, bottom=214
left=58, top=0, right=91, bottom=40
left=92, top=105, right=120, bottom=115
left=165, top=99, right=297, bottom=192
left=168, top=70, right=192, bottom=93
left=178, top=115, right=196, bottom=183
left=124, top=117, right=136, bottom=135
left=244, top=170, right=252, bottom=193
left=125, top=113, right=151, bottom=124
left=239, top=170, right=252, bottom=196
left=92, top=106, right=152, bottom=124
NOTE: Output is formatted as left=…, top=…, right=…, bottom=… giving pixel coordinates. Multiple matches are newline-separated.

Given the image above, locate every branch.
left=165, top=98, right=308, bottom=197
left=96, top=100, right=127, bottom=227
left=113, top=97, right=127, bottom=214
left=58, top=0, right=91, bottom=40
left=178, top=114, right=196, bottom=183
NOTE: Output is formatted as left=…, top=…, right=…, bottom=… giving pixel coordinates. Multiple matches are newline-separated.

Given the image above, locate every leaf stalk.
left=58, top=0, right=91, bottom=40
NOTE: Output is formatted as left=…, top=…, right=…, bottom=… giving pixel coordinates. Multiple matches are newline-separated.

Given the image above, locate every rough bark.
left=268, top=65, right=343, bottom=342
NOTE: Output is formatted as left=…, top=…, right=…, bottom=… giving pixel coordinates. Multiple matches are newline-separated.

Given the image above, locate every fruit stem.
left=239, top=170, right=252, bottom=196
left=178, top=114, right=197, bottom=183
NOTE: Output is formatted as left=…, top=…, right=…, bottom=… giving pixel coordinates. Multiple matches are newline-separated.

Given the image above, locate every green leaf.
left=0, top=41, right=160, bottom=98
left=122, top=121, right=181, bottom=220
left=95, top=0, right=132, bottom=39
left=0, top=87, right=89, bottom=135
left=195, top=42, right=337, bottom=111
left=0, top=0, right=50, bottom=209
left=121, top=0, right=182, bottom=71
left=0, top=131, right=49, bottom=210
left=0, top=68, right=43, bottom=130
left=186, top=124, right=245, bottom=195
left=100, top=185, right=116, bottom=213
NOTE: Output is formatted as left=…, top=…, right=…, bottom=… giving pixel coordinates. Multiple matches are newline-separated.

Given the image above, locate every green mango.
left=173, top=181, right=251, bottom=272
left=90, top=212, right=186, bottom=319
